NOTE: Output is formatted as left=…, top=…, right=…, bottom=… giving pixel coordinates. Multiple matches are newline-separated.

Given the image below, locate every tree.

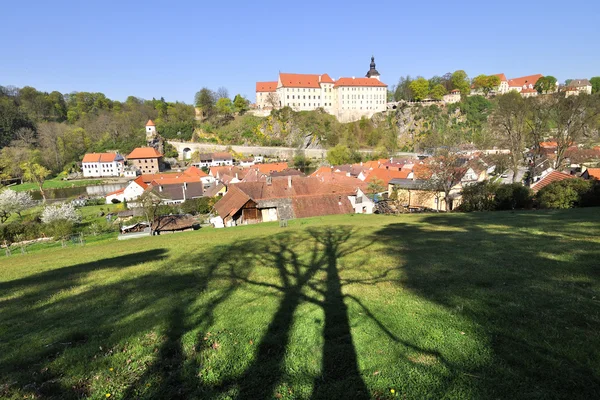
left=537, top=179, right=592, bottom=209
left=264, top=92, right=279, bottom=109
left=216, top=87, right=229, bottom=100
left=216, top=97, right=234, bottom=115
left=429, top=84, right=447, bottom=101
left=451, top=70, right=471, bottom=95
left=393, top=76, right=414, bottom=101
left=138, top=191, right=164, bottom=235
left=472, top=75, right=501, bottom=96
left=327, top=144, right=353, bottom=165
left=233, top=94, right=249, bottom=114
left=194, top=88, right=216, bottom=117
left=0, top=189, right=35, bottom=222
left=590, top=77, right=600, bottom=94
left=21, top=159, right=50, bottom=202
left=417, top=152, right=465, bottom=210
left=41, top=202, right=80, bottom=224
left=367, top=177, right=386, bottom=194
left=534, top=76, right=557, bottom=94
left=490, top=91, right=528, bottom=182
left=409, top=78, right=430, bottom=101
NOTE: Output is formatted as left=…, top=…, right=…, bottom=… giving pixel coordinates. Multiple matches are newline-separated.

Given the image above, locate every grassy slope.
left=10, top=178, right=104, bottom=192
left=0, top=210, right=599, bottom=399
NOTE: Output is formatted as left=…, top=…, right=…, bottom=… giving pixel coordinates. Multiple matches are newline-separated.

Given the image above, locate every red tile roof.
left=183, top=166, right=208, bottom=177
left=250, top=162, right=289, bottom=174
left=494, top=73, right=508, bottom=82
left=531, top=171, right=575, bottom=192
left=133, top=176, right=148, bottom=189
left=106, top=188, right=125, bottom=196
left=292, top=194, right=352, bottom=218
left=127, top=147, right=163, bottom=159
left=521, top=88, right=537, bottom=93
left=279, top=73, right=335, bottom=88
left=508, top=74, right=543, bottom=88
left=146, top=119, right=156, bottom=127
left=82, top=152, right=122, bottom=163
left=363, top=168, right=410, bottom=184
left=334, top=77, right=387, bottom=87
left=214, top=185, right=252, bottom=219
left=584, top=168, right=600, bottom=180
left=210, top=166, right=247, bottom=180
left=256, top=81, right=278, bottom=92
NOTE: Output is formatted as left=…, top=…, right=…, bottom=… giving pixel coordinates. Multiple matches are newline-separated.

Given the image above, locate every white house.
left=192, top=152, right=234, bottom=168
left=82, top=153, right=125, bottom=177
left=565, top=79, right=592, bottom=96
left=443, top=89, right=461, bottom=104
left=348, top=188, right=375, bottom=214
left=105, top=176, right=148, bottom=204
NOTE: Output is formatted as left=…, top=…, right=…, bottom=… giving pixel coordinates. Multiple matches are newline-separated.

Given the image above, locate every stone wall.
left=257, top=198, right=294, bottom=220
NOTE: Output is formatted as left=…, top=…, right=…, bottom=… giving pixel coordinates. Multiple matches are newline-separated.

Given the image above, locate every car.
left=501, top=173, right=509, bottom=178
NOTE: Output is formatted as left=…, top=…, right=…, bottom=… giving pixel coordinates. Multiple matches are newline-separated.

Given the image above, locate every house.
left=203, top=182, right=226, bottom=197
left=150, top=181, right=204, bottom=204
left=210, top=166, right=248, bottom=181
left=565, top=79, right=592, bottom=96
left=493, top=73, right=510, bottom=94
left=508, top=74, right=543, bottom=93
left=192, top=152, right=233, bottom=168
left=82, top=153, right=125, bottom=177
left=580, top=168, right=600, bottom=180
left=348, top=188, right=376, bottom=214
left=213, top=176, right=363, bottom=227
left=530, top=170, right=575, bottom=192
left=127, top=147, right=163, bottom=175
left=520, top=88, right=538, bottom=98
left=388, top=178, right=459, bottom=211
left=359, top=168, right=411, bottom=186
left=443, top=89, right=461, bottom=104
left=105, top=176, right=148, bottom=204
left=152, top=215, right=199, bottom=234
left=140, top=166, right=212, bottom=186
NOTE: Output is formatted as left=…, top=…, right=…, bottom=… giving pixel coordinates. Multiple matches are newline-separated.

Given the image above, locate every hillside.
left=1, top=209, right=599, bottom=399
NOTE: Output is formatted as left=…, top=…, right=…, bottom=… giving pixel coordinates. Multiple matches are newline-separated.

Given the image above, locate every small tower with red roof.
left=145, top=119, right=157, bottom=141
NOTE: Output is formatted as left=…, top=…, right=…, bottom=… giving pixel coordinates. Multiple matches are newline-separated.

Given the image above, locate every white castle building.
left=255, top=57, right=388, bottom=123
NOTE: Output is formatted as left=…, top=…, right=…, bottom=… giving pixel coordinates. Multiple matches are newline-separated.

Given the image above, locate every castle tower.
left=145, top=119, right=157, bottom=140
left=365, top=56, right=381, bottom=81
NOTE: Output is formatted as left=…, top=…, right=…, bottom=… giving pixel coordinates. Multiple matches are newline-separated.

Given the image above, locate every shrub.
left=111, top=198, right=121, bottom=204
left=41, top=203, right=81, bottom=224
left=180, top=198, right=215, bottom=215
left=495, top=183, right=533, bottom=210
left=537, top=179, right=593, bottom=209
left=459, top=181, right=499, bottom=212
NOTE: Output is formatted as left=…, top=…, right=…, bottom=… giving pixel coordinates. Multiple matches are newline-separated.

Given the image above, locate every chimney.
left=267, top=176, right=272, bottom=185
left=319, top=75, right=321, bottom=82
left=288, top=175, right=292, bottom=188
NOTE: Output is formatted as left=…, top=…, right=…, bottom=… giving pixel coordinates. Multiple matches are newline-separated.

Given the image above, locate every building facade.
left=126, top=147, right=163, bottom=175
left=82, top=153, right=125, bottom=177
left=255, top=57, right=387, bottom=122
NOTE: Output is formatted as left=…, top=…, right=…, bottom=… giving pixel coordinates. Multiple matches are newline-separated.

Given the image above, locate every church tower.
left=365, top=56, right=381, bottom=81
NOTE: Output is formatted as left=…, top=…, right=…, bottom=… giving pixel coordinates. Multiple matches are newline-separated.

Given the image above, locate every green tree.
left=194, top=88, right=216, bottom=117
left=367, top=177, right=386, bottom=194
left=21, top=159, right=50, bottom=202
left=472, top=75, right=501, bottom=96
left=216, top=97, right=234, bottom=115
left=590, top=77, right=600, bottom=94
left=537, top=179, right=592, bottom=209
left=409, top=78, right=430, bottom=101
left=393, top=76, right=413, bottom=101
left=326, top=144, right=352, bottom=165
left=233, top=94, right=249, bottom=114
left=533, top=76, right=557, bottom=94
left=429, top=84, right=447, bottom=100
left=451, top=70, right=471, bottom=95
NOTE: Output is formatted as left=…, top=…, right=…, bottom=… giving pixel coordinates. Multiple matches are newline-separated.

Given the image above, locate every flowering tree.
left=0, top=189, right=36, bottom=222
left=41, top=203, right=80, bottom=224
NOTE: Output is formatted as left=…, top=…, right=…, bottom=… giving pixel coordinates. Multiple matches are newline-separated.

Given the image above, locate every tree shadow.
left=375, top=210, right=600, bottom=399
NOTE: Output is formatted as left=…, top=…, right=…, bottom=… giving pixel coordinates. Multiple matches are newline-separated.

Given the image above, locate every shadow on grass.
left=375, top=210, right=600, bottom=399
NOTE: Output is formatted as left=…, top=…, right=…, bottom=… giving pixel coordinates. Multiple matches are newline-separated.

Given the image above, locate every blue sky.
left=2, top=0, right=598, bottom=104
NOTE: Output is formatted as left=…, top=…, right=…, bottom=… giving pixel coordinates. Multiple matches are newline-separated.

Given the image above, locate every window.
left=287, top=95, right=289, bottom=99
left=303, top=95, right=305, bottom=99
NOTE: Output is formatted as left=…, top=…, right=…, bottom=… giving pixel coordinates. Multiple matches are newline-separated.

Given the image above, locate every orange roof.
left=521, top=88, right=537, bottom=93
left=106, top=188, right=125, bottom=196
left=146, top=119, right=156, bottom=127
left=251, top=162, right=289, bottom=174
left=508, top=74, right=543, bottom=88
left=494, top=73, right=508, bottom=82
left=82, top=152, right=121, bottom=163
left=585, top=168, right=600, bottom=180
left=334, top=77, right=387, bottom=87
left=364, top=168, right=410, bottom=184
left=256, top=81, right=278, bottom=92
left=531, top=171, right=575, bottom=192
left=279, top=73, right=334, bottom=88
left=133, top=176, right=148, bottom=189
left=540, top=141, right=558, bottom=148
left=127, top=147, right=163, bottom=159
left=183, top=166, right=208, bottom=177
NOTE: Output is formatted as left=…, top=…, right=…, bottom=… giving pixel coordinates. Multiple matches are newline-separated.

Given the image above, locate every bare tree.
left=265, top=92, right=279, bottom=109
left=418, top=152, right=466, bottom=211
left=216, top=87, right=229, bottom=100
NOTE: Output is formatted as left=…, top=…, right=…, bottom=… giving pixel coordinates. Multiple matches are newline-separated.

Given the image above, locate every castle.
left=255, top=57, right=388, bottom=123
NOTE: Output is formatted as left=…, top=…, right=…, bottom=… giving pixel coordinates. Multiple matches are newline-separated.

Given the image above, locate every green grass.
left=1, top=209, right=599, bottom=399
left=10, top=178, right=104, bottom=192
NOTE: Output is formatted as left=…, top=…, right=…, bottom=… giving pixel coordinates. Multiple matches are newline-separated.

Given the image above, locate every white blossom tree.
left=41, top=203, right=81, bottom=224
left=0, top=189, right=36, bottom=222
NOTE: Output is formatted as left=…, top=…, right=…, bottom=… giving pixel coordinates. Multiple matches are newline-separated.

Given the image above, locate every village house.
left=443, top=89, right=461, bottom=104
left=127, top=147, right=163, bottom=175
left=565, top=79, right=592, bottom=96
left=105, top=176, right=148, bottom=204
left=191, top=152, right=234, bottom=168
left=213, top=175, right=368, bottom=227
left=581, top=167, right=600, bottom=180
left=82, top=152, right=125, bottom=177
left=255, top=57, right=388, bottom=123
left=150, top=181, right=204, bottom=204
left=530, top=170, right=575, bottom=192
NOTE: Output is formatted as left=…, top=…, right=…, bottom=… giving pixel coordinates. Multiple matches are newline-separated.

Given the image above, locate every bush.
left=459, top=181, right=499, bottom=212
left=45, top=219, right=74, bottom=242
left=537, top=179, right=593, bottom=209
left=495, top=183, right=533, bottom=210
left=111, top=198, right=121, bottom=204
left=0, top=221, right=43, bottom=244
left=180, top=197, right=216, bottom=215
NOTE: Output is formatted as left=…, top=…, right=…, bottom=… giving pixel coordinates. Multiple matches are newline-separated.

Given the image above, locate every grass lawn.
left=10, top=178, right=104, bottom=192
left=1, top=209, right=599, bottom=399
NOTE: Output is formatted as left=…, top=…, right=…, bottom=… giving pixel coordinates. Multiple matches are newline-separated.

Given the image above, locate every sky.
left=2, top=0, right=599, bottom=104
